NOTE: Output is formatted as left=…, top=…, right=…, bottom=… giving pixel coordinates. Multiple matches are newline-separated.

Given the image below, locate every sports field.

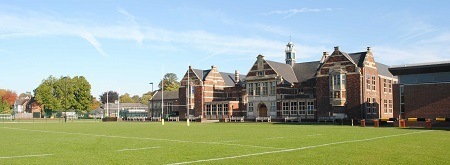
left=1, top=121, right=449, bottom=164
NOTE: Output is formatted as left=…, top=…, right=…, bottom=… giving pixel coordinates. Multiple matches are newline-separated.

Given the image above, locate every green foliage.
left=158, top=73, right=180, bottom=91
left=0, top=99, right=12, bottom=114
left=140, top=91, right=153, bottom=105
left=34, top=75, right=93, bottom=113
left=119, top=93, right=134, bottom=103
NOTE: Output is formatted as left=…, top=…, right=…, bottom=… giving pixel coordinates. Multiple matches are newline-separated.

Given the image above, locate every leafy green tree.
left=0, top=100, right=12, bottom=114
left=34, top=76, right=60, bottom=114
left=89, top=96, right=101, bottom=110
left=158, top=73, right=180, bottom=91
left=140, top=91, right=153, bottom=105
left=131, top=95, right=140, bottom=103
left=119, top=93, right=134, bottom=103
left=100, top=91, right=119, bottom=104
left=34, top=75, right=93, bottom=115
left=72, top=76, right=92, bottom=113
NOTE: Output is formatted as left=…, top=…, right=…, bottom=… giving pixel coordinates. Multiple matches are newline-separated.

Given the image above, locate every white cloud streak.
left=266, top=8, right=334, bottom=19
left=80, top=32, right=108, bottom=57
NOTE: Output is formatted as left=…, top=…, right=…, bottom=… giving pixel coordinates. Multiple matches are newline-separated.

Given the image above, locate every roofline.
left=389, top=61, right=450, bottom=75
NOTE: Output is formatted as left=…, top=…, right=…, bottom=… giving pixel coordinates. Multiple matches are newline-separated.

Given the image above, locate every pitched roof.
left=389, top=60, right=450, bottom=75
left=293, top=61, right=321, bottom=83
left=376, top=62, right=395, bottom=77
left=192, top=68, right=245, bottom=86
left=348, top=52, right=367, bottom=67
left=266, top=60, right=298, bottom=84
left=15, top=98, right=30, bottom=105
left=151, top=91, right=179, bottom=100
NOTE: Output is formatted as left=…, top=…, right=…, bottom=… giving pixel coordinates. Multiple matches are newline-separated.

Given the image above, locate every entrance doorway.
left=258, top=104, right=268, bottom=117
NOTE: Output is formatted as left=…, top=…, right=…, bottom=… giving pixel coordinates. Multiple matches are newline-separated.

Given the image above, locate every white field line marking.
left=266, top=137, right=285, bottom=140
left=307, top=134, right=322, bottom=136
left=217, top=140, right=237, bottom=143
left=167, top=130, right=433, bottom=165
left=117, top=146, right=160, bottom=152
left=1, top=127, right=281, bottom=150
left=0, top=154, right=53, bottom=159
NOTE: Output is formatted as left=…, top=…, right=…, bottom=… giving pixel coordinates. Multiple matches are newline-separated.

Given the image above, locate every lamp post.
left=149, top=82, right=154, bottom=117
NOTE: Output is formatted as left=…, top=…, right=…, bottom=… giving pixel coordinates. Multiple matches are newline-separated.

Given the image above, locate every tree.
left=140, top=91, right=153, bottom=105
left=89, top=96, right=101, bottom=111
left=158, top=73, right=180, bottom=91
left=100, top=91, right=119, bottom=104
left=131, top=95, right=140, bottom=103
left=18, top=92, right=32, bottom=99
left=0, top=89, right=18, bottom=107
left=34, top=75, right=93, bottom=115
left=34, top=76, right=60, bottom=114
left=119, top=93, right=134, bottom=103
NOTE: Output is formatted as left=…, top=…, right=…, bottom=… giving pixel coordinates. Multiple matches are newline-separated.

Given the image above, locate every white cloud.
left=117, top=8, right=144, bottom=45
left=79, top=32, right=108, bottom=57
left=266, top=8, right=335, bottom=19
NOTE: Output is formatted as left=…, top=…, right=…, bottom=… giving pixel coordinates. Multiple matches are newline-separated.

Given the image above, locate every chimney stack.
left=367, top=47, right=371, bottom=51
left=320, top=52, right=330, bottom=63
left=235, top=70, right=239, bottom=84
left=334, top=46, right=339, bottom=51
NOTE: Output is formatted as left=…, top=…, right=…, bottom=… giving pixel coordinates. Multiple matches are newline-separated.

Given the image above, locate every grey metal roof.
left=220, top=72, right=246, bottom=86
left=266, top=60, right=298, bottom=84
left=103, top=103, right=148, bottom=109
left=293, top=61, right=320, bottom=83
left=376, top=62, right=395, bottom=77
left=151, top=91, right=179, bottom=100
left=340, top=51, right=357, bottom=65
left=389, top=60, right=450, bottom=75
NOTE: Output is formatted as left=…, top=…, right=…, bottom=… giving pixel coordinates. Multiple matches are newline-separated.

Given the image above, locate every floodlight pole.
left=187, top=64, right=190, bottom=126
left=161, top=65, right=164, bottom=125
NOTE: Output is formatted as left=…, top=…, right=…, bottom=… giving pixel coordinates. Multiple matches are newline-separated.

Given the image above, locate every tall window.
left=223, top=104, right=229, bottom=115
left=372, top=76, right=376, bottom=90
left=257, top=71, right=264, bottom=76
left=248, top=103, right=253, bottom=112
left=206, top=104, right=211, bottom=115
left=299, top=101, right=306, bottom=115
left=262, top=82, right=268, bottom=95
left=333, top=74, right=340, bottom=86
left=388, top=100, right=393, bottom=114
left=255, top=83, right=261, bottom=95
left=307, top=101, right=314, bottom=115
left=270, top=102, right=276, bottom=112
left=366, top=74, right=371, bottom=90
left=248, top=83, right=254, bottom=95
left=212, top=104, right=217, bottom=116
left=383, top=79, right=387, bottom=93
left=384, top=100, right=388, bottom=114
left=366, top=98, right=371, bottom=114
left=388, top=80, right=392, bottom=93
left=290, top=102, right=298, bottom=115
left=282, top=102, right=289, bottom=115
left=372, top=98, right=377, bottom=114
left=218, top=104, right=223, bottom=115
left=270, top=82, right=276, bottom=95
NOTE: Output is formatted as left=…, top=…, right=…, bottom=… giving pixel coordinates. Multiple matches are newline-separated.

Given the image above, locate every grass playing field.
left=1, top=121, right=449, bottom=164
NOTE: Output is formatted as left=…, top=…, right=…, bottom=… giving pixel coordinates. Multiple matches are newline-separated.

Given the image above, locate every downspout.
left=360, top=67, right=364, bottom=120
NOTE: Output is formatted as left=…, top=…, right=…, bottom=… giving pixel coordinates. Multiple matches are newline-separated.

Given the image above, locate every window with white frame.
left=383, top=79, right=387, bottom=93
left=257, top=71, right=264, bottom=76
left=270, top=102, right=276, bottom=112
left=255, top=83, right=261, bottom=95
left=372, top=76, right=376, bottom=90
left=206, top=104, right=211, bottom=115
left=211, top=104, right=217, bottom=115
left=366, top=74, right=371, bottom=90
left=389, top=100, right=393, bottom=114
left=248, top=102, right=253, bottom=112
left=307, top=101, right=314, bottom=115
left=248, top=83, right=254, bottom=95
left=388, top=80, right=392, bottom=93
left=262, top=82, right=268, bottom=95
left=290, top=101, right=298, bottom=115
left=218, top=104, right=223, bottom=115
left=282, top=102, right=289, bottom=115
left=384, top=100, right=388, bottom=114
left=270, top=82, right=276, bottom=94
left=224, top=104, right=229, bottom=115
left=299, top=101, right=306, bottom=115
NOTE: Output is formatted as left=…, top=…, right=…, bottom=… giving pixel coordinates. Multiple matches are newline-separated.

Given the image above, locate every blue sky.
left=1, top=0, right=449, bottom=97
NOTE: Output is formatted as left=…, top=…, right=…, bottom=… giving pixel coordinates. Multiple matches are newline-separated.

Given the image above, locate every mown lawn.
left=0, top=121, right=449, bottom=164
